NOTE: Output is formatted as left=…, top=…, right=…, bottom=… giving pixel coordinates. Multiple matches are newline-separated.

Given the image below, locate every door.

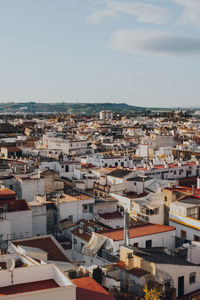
left=146, top=240, right=152, bottom=248
left=178, top=276, right=184, bottom=298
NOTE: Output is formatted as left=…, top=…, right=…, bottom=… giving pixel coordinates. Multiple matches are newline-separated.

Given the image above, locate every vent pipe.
left=124, top=209, right=130, bottom=246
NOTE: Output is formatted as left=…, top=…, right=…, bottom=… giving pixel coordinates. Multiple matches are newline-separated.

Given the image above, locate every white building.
left=99, top=110, right=113, bottom=120
left=169, top=196, right=200, bottom=242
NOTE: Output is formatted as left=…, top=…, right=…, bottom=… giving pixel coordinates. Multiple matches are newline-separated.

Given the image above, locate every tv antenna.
left=6, top=257, right=15, bottom=285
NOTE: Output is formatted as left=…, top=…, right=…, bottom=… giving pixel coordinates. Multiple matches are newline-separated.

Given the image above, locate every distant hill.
left=0, top=102, right=148, bottom=114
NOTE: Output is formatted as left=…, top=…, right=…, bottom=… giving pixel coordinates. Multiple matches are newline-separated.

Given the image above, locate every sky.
left=0, top=0, right=200, bottom=107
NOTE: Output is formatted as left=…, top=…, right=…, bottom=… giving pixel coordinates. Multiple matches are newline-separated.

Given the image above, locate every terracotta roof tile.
left=13, top=235, right=69, bottom=262
left=72, top=277, right=115, bottom=300
left=0, top=199, right=30, bottom=212
left=99, top=211, right=123, bottom=220
left=100, top=223, right=175, bottom=241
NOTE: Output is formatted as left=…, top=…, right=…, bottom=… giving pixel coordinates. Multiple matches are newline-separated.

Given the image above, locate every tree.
left=68, top=270, right=77, bottom=279
left=92, top=266, right=103, bottom=285
left=110, top=287, right=125, bottom=300
left=143, top=284, right=162, bottom=300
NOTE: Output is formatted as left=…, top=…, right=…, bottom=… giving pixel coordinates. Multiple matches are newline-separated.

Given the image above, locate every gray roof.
left=107, top=169, right=132, bottom=178
left=127, top=176, right=151, bottom=182
left=133, top=247, right=194, bottom=266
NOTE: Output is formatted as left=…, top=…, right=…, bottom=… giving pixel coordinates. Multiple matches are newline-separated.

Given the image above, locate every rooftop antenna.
left=6, top=257, right=15, bottom=285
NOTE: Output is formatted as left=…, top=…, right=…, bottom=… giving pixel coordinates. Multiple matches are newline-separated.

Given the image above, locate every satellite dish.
left=6, top=258, right=15, bottom=271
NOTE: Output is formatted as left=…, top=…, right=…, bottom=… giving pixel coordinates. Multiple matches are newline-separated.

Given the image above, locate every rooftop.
left=0, top=279, right=59, bottom=296
left=0, top=188, right=16, bottom=198
left=100, top=223, right=175, bottom=241
left=99, top=211, right=123, bottom=220
left=72, top=277, right=115, bottom=300
left=13, top=235, right=70, bottom=262
left=0, top=199, right=30, bottom=212
left=107, top=169, right=132, bottom=178
left=113, top=261, right=150, bottom=278
left=133, top=247, right=194, bottom=266
left=127, top=176, right=151, bottom=182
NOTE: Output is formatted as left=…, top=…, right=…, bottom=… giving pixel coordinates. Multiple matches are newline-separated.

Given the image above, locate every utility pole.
left=56, top=191, right=61, bottom=237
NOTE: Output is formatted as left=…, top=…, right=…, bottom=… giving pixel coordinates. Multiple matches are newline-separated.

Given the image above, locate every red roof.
left=0, top=188, right=16, bottom=199
left=0, top=279, right=59, bottom=296
left=72, top=277, right=115, bottom=300
left=0, top=199, right=30, bottom=212
left=100, top=223, right=175, bottom=241
left=13, top=235, right=70, bottom=262
left=99, top=211, right=123, bottom=220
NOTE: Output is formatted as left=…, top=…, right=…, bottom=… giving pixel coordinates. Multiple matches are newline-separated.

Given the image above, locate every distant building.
left=99, top=111, right=113, bottom=120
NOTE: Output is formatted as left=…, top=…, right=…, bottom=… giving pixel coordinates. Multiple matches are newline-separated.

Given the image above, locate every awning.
left=82, top=232, right=107, bottom=257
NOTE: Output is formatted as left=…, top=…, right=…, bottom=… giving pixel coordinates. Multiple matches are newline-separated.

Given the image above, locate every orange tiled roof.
left=0, top=188, right=16, bottom=197
left=100, top=223, right=175, bottom=241
left=13, top=235, right=69, bottom=262
left=99, top=211, right=123, bottom=220
left=72, top=277, right=115, bottom=300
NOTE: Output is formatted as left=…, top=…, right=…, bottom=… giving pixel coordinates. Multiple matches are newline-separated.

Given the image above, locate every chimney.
left=124, top=209, right=130, bottom=246
left=192, top=185, right=195, bottom=195
left=197, top=177, right=200, bottom=189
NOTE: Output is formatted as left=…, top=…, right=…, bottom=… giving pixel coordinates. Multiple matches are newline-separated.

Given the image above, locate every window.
left=194, top=235, right=200, bottom=242
left=146, top=240, right=152, bottom=248
left=164, top=196, right=167, bottom=202
left=189, top=272, right=196, bottom=284
left=133, top=242, right=138, bottom=247
left=181, top=230, right=187, bottom=239
left=83, top=205, right=89, bottom=212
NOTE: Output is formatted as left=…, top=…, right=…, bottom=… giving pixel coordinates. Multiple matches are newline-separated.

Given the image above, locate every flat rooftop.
left=0, top=279, right=59, bottom=296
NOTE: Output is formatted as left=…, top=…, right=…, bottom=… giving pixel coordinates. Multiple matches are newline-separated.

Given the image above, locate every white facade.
left=30, top=203, right=47, bottom=236
left=0, top=218, right=11, bottom=241
left=6, top=210, right=32, bottom=240
left=103, top=230, right=176, bottom=254
left=59, top=197, right=95, bottom=223
left=99, top=110, right=113, bottom=120
left=18, top=178, right=45, bottom=202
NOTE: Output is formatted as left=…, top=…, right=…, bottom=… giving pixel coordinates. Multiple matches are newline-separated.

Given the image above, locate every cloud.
left=110, top=29, right=200, bottom=56
left=86, top=9, right=117, bottom=24
left=107, top=1, right=171, bottom=24
left=86, top=0, right=171, bottom=24
left=170, top=0, right=200, bottom=26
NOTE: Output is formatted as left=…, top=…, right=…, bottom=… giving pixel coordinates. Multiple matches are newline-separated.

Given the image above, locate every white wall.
left=31, top=204, right=47, bottom=236
left=105, top=230, right=176, bottom=254
left=0, top=219, right=11, bottom=241
left=157, top=263, right=200, bottom=297
left=60, top=198, right=94, bottom=223
left=21, top=178, right=45, bottom=202
left=7, top=210, right=32, bottom=239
